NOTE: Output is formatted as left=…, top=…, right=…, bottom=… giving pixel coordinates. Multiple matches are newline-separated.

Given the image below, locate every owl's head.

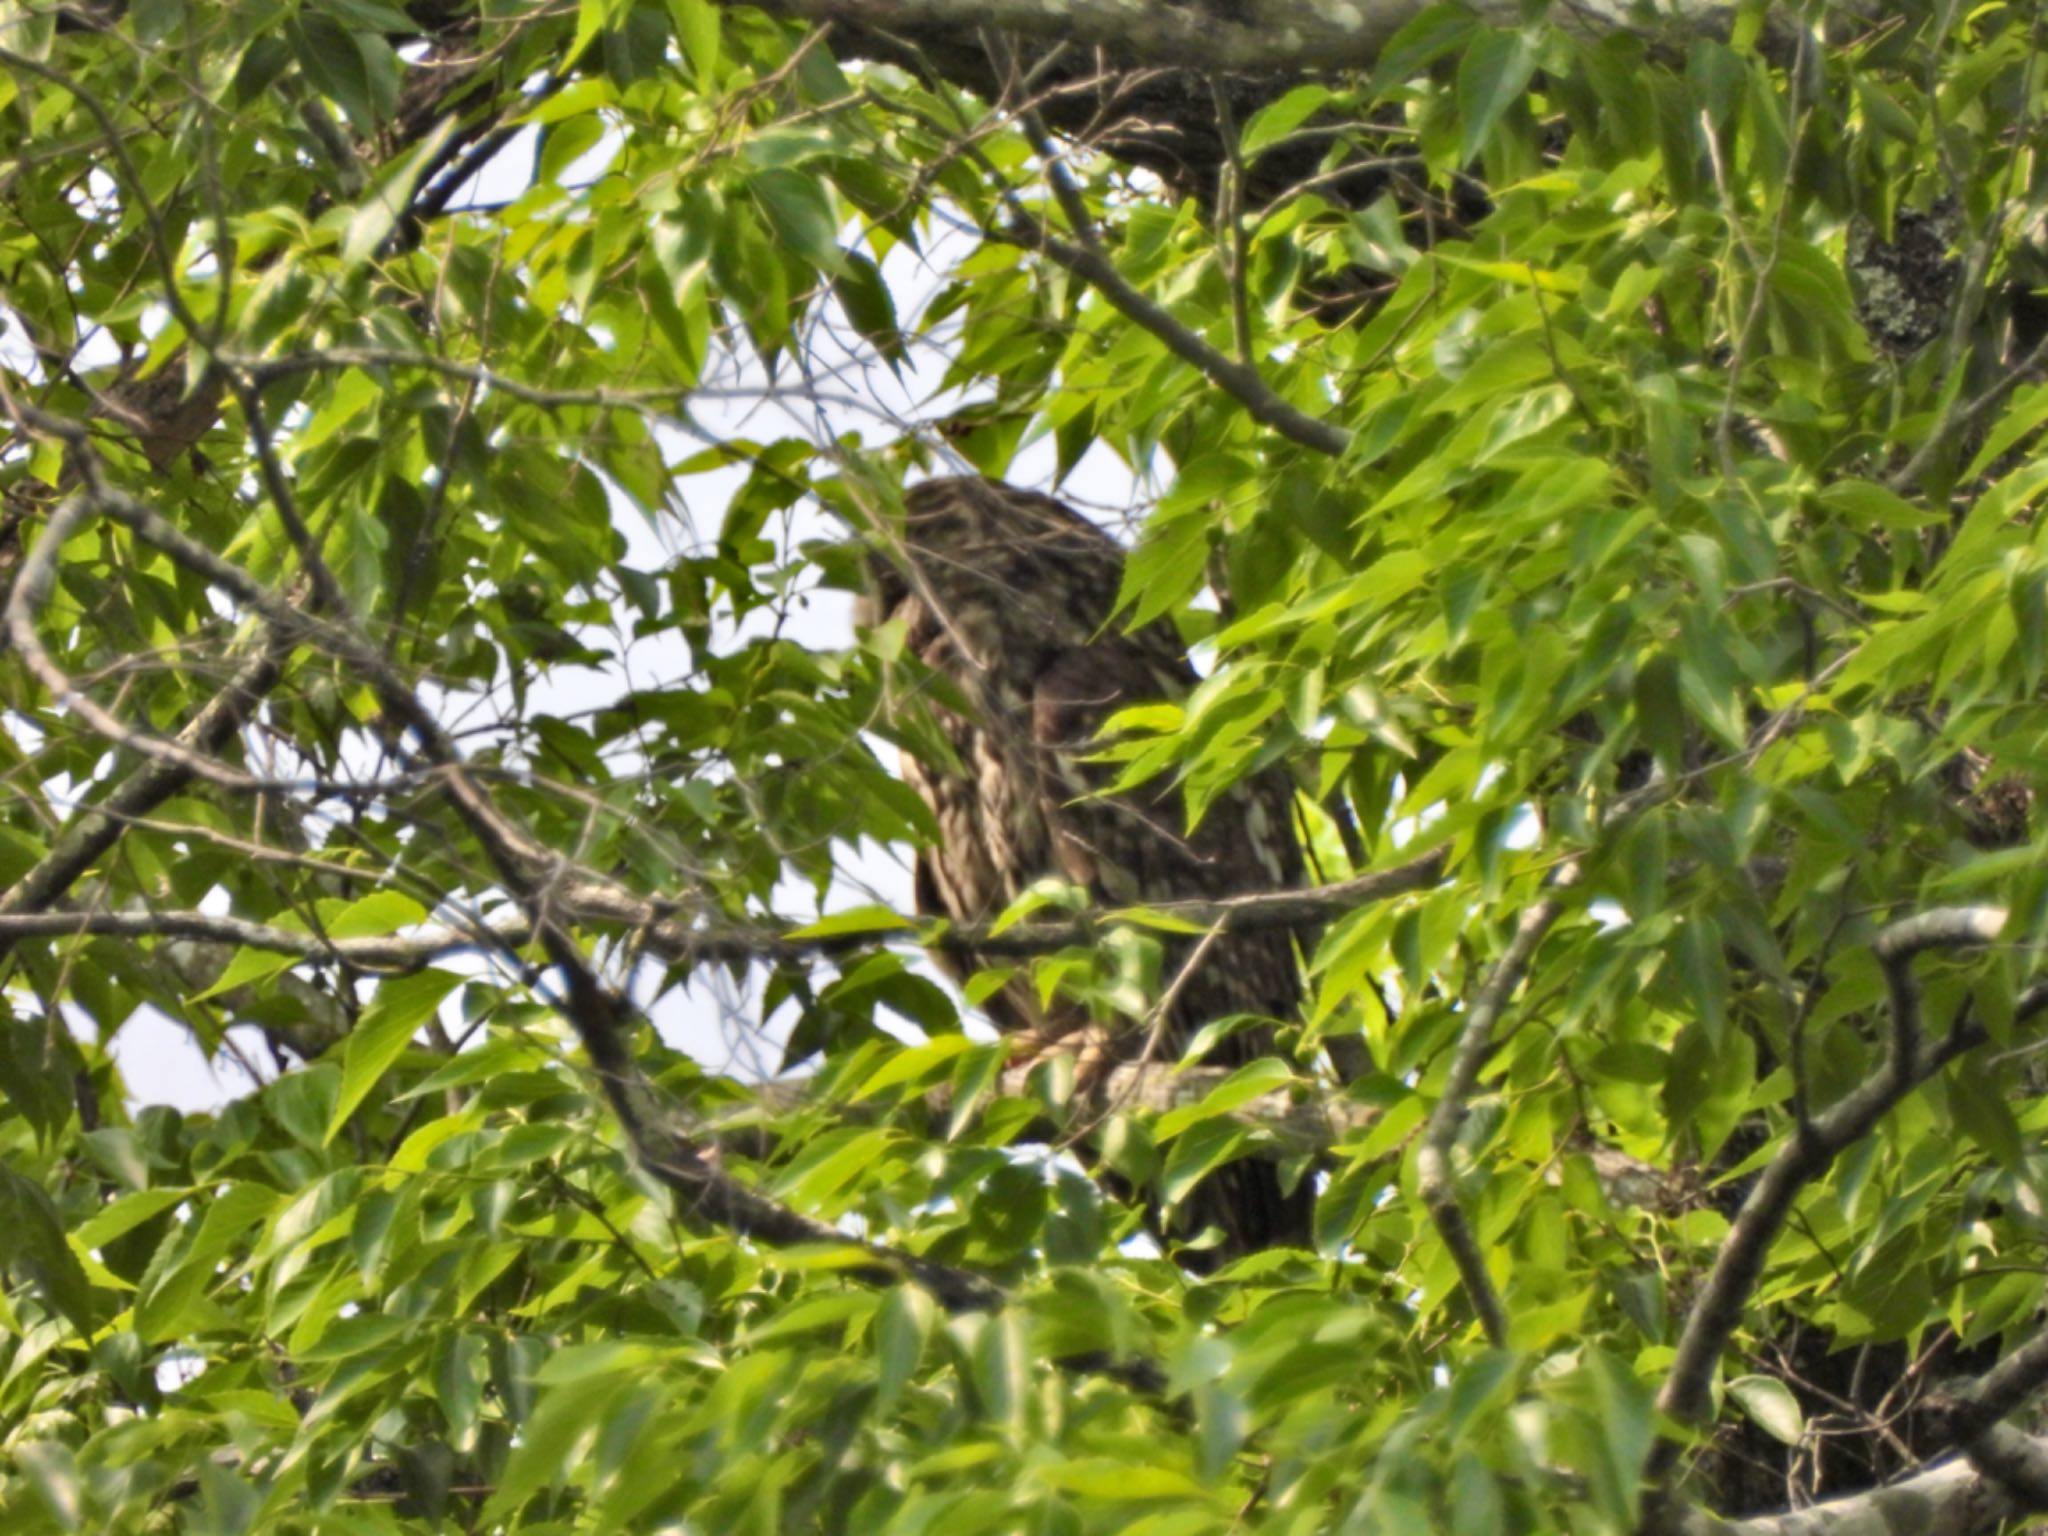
left=854, top=476, right=1122, bottom=633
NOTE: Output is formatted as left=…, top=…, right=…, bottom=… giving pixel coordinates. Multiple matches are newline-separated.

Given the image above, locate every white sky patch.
left=1588, top=898, right=1628, bottom=930
left=154, top=1348, right=206, bottom=1393
left=94, top=1014, right=270, bottom=1113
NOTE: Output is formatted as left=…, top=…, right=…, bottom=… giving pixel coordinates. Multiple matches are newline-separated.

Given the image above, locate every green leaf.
left=855, top=1035, right=977, bottom=1099
left=0, top=1166, right=95, bottom=1334
left=287, top=13, right=375, bottom=129
left=1589, top=1041, right=1668, bottom=1085
left=135, top=1181, right=285, bottom=1341
left=1727, top=1374, right=1804, bottom=1446
left=834, top=251, right=904, bottom=366
left=327, top=889, right=429, bottom=938
left=1969, top=383, right=2048, bottom=479
left=1119, top=511, right=1211, bottom=631
left=747, top=1290, right=877, bottom=1345
left=1153, top=1058, right=1295, bottom=1142
left=875, top=1284, right=935, bottom=1416
left=965, top=1308, right=1029, bottom=1430
left=1672, top=919, right=1729, bottom=1047
left=1159, top=1119, right=1249, bottom=1206
left=776, top=1127, right=899, bottom=1209
left=532, top=1341, right=670, bottom=1387
left=326, top=969, right=464, bottom=1141
left=189, top=942, right=297, bottom=1002
left=785, top=905, right=916, bottom=939
left=397, top=1035, right=550, bottom=1100
left=74, top=1186, right=190, bottom=1250
left=1579, top=1348, right=1655, bottom=1526
left=571, top=0, right=615, bottom=63
left=341, top=117, right=455, bottom=270
left=484, top=1370, right=632, bottom=1521
left=1239, top=84, right=1333, bottom=158
left=1768, top=237, right=1863, bottom=349
left=1457, top=29, right=1538, bottom=163
left=1371, top=3, right=1474, bottom=86
left=80, top=1128, right=148, bottom=1194
left=1949, top=1057, right=2024, bottom=1167
left=1035, top=1458, right=1217, bottom=1502
left=1818, top=479, right=1942, bottom=531
left=324, top=0, right=415, bottom=27
left=748, top=167, right=846, bottom=276
left=13, top=1439, right=82, bottom=1531
left=948, top=1042, right=1006, bottom=1141
left=537, top=111, right=608, bottom=186
left=667, top=0, right=721, bottom=79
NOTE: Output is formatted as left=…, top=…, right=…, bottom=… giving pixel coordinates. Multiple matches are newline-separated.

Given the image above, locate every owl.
left=857, top=475, right=1315, bottom=1260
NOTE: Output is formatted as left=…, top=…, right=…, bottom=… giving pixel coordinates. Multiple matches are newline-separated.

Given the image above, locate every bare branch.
left=1673, top=1445, right=2024, bottom=1535
left=1957, top=1423, right=2048, bottom=1513
left=0, top=849, right=1448, bottom=973
left=723, top=0, right=1740, bottom=75
left=1874, top=906, right=2011, bottom=1086
left=1208, top=77, right=1256, bottom=368
left=1927, top=1304, right=2048, bottom=1516
left=1943, top=1322, right=2048, bottom=1448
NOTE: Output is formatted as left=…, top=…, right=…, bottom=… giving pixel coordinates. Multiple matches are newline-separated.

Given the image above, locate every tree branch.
left=998, top=217, right=1353, bottom=458
left=725, top=0, right=1734, bottom=76
left=1668, top=1280, right=2048, bottom=1531
left=0, top=849, right=1447, bottom=973
left=539, top=922, right=1010, bottom=1315
left=1672, top=1313, right=2048, bottom=1536
left=1673, top=1445, right=2024, bottom=1535
left=1646, top=907, right=2017, bottom=1497
left=5, top=496, right=282, bottom=791
left=0, top=642, right=286, bottom=949
left=1942, top=1316, right=2048, bottom=1447
left=1414, top=864, right=1575, bottom=1346
left=1957, top=1423, right=2048, bottom=1513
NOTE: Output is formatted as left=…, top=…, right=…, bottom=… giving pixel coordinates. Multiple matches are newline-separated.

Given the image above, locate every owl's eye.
left=903, top=510, right=966, bottom=551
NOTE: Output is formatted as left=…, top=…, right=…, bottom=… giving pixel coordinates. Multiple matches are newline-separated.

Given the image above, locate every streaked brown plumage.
left=857, top=475, right=1314, bottom=1260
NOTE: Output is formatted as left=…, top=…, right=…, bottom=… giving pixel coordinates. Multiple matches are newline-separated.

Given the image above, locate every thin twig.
left=1208, top=78, right=1254, bottom=367
left=1415, top=862, right=1578, bottom=1347
left=1059, top=918, right=1229, bottom=1149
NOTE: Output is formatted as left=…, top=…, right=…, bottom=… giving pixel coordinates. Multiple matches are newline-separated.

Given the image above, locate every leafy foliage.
left=1, top=1, right=2047, bottom=1532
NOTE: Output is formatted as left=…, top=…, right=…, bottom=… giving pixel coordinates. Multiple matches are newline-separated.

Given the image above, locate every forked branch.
left=1646, top=907, right=2022, bottom=1509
